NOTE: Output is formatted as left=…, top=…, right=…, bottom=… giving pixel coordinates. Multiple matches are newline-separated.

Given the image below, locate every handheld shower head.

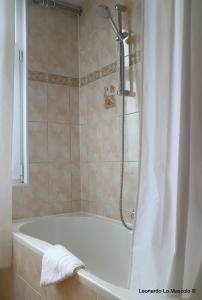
left=96, top=4, right=125, bottom=41
left=96, top=4, right=111, bottom=19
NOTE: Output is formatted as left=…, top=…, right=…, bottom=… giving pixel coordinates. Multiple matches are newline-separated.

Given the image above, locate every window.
left=12, top=0, right=28, bottom=184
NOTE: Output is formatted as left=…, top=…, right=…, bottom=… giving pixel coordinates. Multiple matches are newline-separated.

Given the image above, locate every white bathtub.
left=12, top=213, right=180, bottom=300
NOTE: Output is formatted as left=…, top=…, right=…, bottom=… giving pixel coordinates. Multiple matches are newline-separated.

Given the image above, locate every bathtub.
left=12, top=213, right=179, bottom=300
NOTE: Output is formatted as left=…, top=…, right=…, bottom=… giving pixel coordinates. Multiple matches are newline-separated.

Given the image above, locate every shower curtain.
left=131, top=0, right=202, bottom=296
left=0, top=0, right=15, bottom=268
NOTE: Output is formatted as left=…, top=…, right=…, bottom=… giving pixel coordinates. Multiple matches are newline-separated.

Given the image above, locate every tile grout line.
left=14, top=272, right=44, bottom=300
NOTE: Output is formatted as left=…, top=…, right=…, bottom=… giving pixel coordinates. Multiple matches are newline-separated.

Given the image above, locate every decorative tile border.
left=80, top=62, right=117, bottom=87
left=48, top=73, right=79, bottom=87
left=28, top=70, right=79, bottom=87
left=102, top=62, right=117, bottom=77
left=28, top=70, right=48, bottom=83
left=29, top=50, right=141, bottom=87
left=80, top=50, right=141, bottom=87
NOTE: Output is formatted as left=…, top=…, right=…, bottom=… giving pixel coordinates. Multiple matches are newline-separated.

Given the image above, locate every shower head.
left=96, top=4, right=125, bottom=41
left=96, top=4, right=111, bottom=19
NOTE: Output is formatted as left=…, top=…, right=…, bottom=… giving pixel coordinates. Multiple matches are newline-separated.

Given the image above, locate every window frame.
left=12, top=0, right=28, bottom=186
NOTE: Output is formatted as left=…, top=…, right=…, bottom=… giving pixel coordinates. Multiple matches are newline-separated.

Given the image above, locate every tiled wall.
left=12, top=0, right=81, bottom=219
left=12, top=0, right=142, bottom=222
left=79, top=0, right=142, bottom=222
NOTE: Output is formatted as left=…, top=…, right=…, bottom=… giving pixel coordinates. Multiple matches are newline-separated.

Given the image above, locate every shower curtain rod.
left=33, top=0, right=82, bottom=15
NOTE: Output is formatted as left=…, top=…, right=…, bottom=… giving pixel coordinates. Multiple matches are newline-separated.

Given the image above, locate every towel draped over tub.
left=40, top=244, right=85, bottom=286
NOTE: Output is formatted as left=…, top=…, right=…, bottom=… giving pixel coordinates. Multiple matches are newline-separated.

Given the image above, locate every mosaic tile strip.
left=80, top=63, right=117, bottom=87
left=80, top=50, right=141, bottom=87
left=28, top=70, right=48, bottom=83
left=101, top=62, right=117, bottom=78
left=28, top=70, right=79, bottom=87
left=29, top=51, right=141, bottom=87
left=48, top=73, right=79, bottom=87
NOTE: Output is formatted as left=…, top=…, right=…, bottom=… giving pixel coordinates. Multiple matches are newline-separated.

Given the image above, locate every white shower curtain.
left=131, top=0, right=202, bottom=296
left=0, top=0, right=15, bottom=268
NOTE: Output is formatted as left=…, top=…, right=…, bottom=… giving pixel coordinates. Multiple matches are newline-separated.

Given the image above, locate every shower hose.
left=119, top=41, right=133, bottom=231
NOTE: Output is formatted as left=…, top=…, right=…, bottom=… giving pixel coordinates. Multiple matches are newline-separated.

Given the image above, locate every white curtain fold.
left=131, top=0, right=202, bottom=295
left=0, top=0, right=15, bottom=268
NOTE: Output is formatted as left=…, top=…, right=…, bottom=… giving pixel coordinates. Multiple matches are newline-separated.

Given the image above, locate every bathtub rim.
left=12, top=212, right=182, bottom=300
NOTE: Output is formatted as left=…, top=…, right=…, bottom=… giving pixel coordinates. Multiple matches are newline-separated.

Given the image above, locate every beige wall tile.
left=29, top=122, right=48, bottom=163
left=47, top=9, right=78, bottom=77
left=85, top=108, right=122, bottom=165
left=96, top=24, right=117, bottom=69
left=102, top=116, right=121, bottom=162
left=12, top=187, right=24, bottom=220
left=86, top=74, right=120, bottom=124
left=22, top=163, right=49, bottom=218
left=12, top=273, right=26, bottom=300
left=79, top=0, right=118, bottom=75
left=87, top=121, right=103, bottom=162
left=22, top=188, right=50, bottom=219
left=29, top=81, right=47, bottom=122
left=79, top=37, right=100, bottom=76
left=88, top=201, right=98, bottom=214
left=86, top=80, right=104, bottom=123
left=81, top=200, right=89, bottom=212
left=24, top=283, right=44, bottom=300
left=79, top=0, right=108, bottom=45
left=100, top=73, right=121, bottom=119
left=69, top=87, right=79, bottom=124
left=13, top=241, right=45, bottom=297
left=88, top=163, right=102, bottom=203
left=71, top=200, right=81, bottom=212
left=80, top=125, right=88, bottom=162
left=48, top=201, right=72, bottom=215
left=47, top=84, right=69, bottom=123
left=70, top=126, right=80, bottom=162
left=79, top=86, right=88, bottom=125
left=12, top=272, right=44, bottom=300
left=88, top=162, right=120, bottom=204
left=48, top=162, right=71, bottom=203
left=71, top=162, right=81, bottom=201
left=28, top=0, right=49, bottom=72
left=48, top=123, right=70, bottom=162
left=80, top=163, right=89, bottom=201
left=13, top=240, right=23, bottom=275
left=28, top=0, right=79, bottom=77
left=102, top=201, right=120, bottom=220
left=100, top=162, right=121, bottom=203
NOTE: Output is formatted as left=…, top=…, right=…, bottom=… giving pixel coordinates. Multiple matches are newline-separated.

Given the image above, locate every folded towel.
left=40, top=244, right=85, bottom=286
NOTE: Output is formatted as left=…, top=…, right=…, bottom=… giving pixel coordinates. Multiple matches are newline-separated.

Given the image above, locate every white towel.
left=40, top=244, right=85, bottom=286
